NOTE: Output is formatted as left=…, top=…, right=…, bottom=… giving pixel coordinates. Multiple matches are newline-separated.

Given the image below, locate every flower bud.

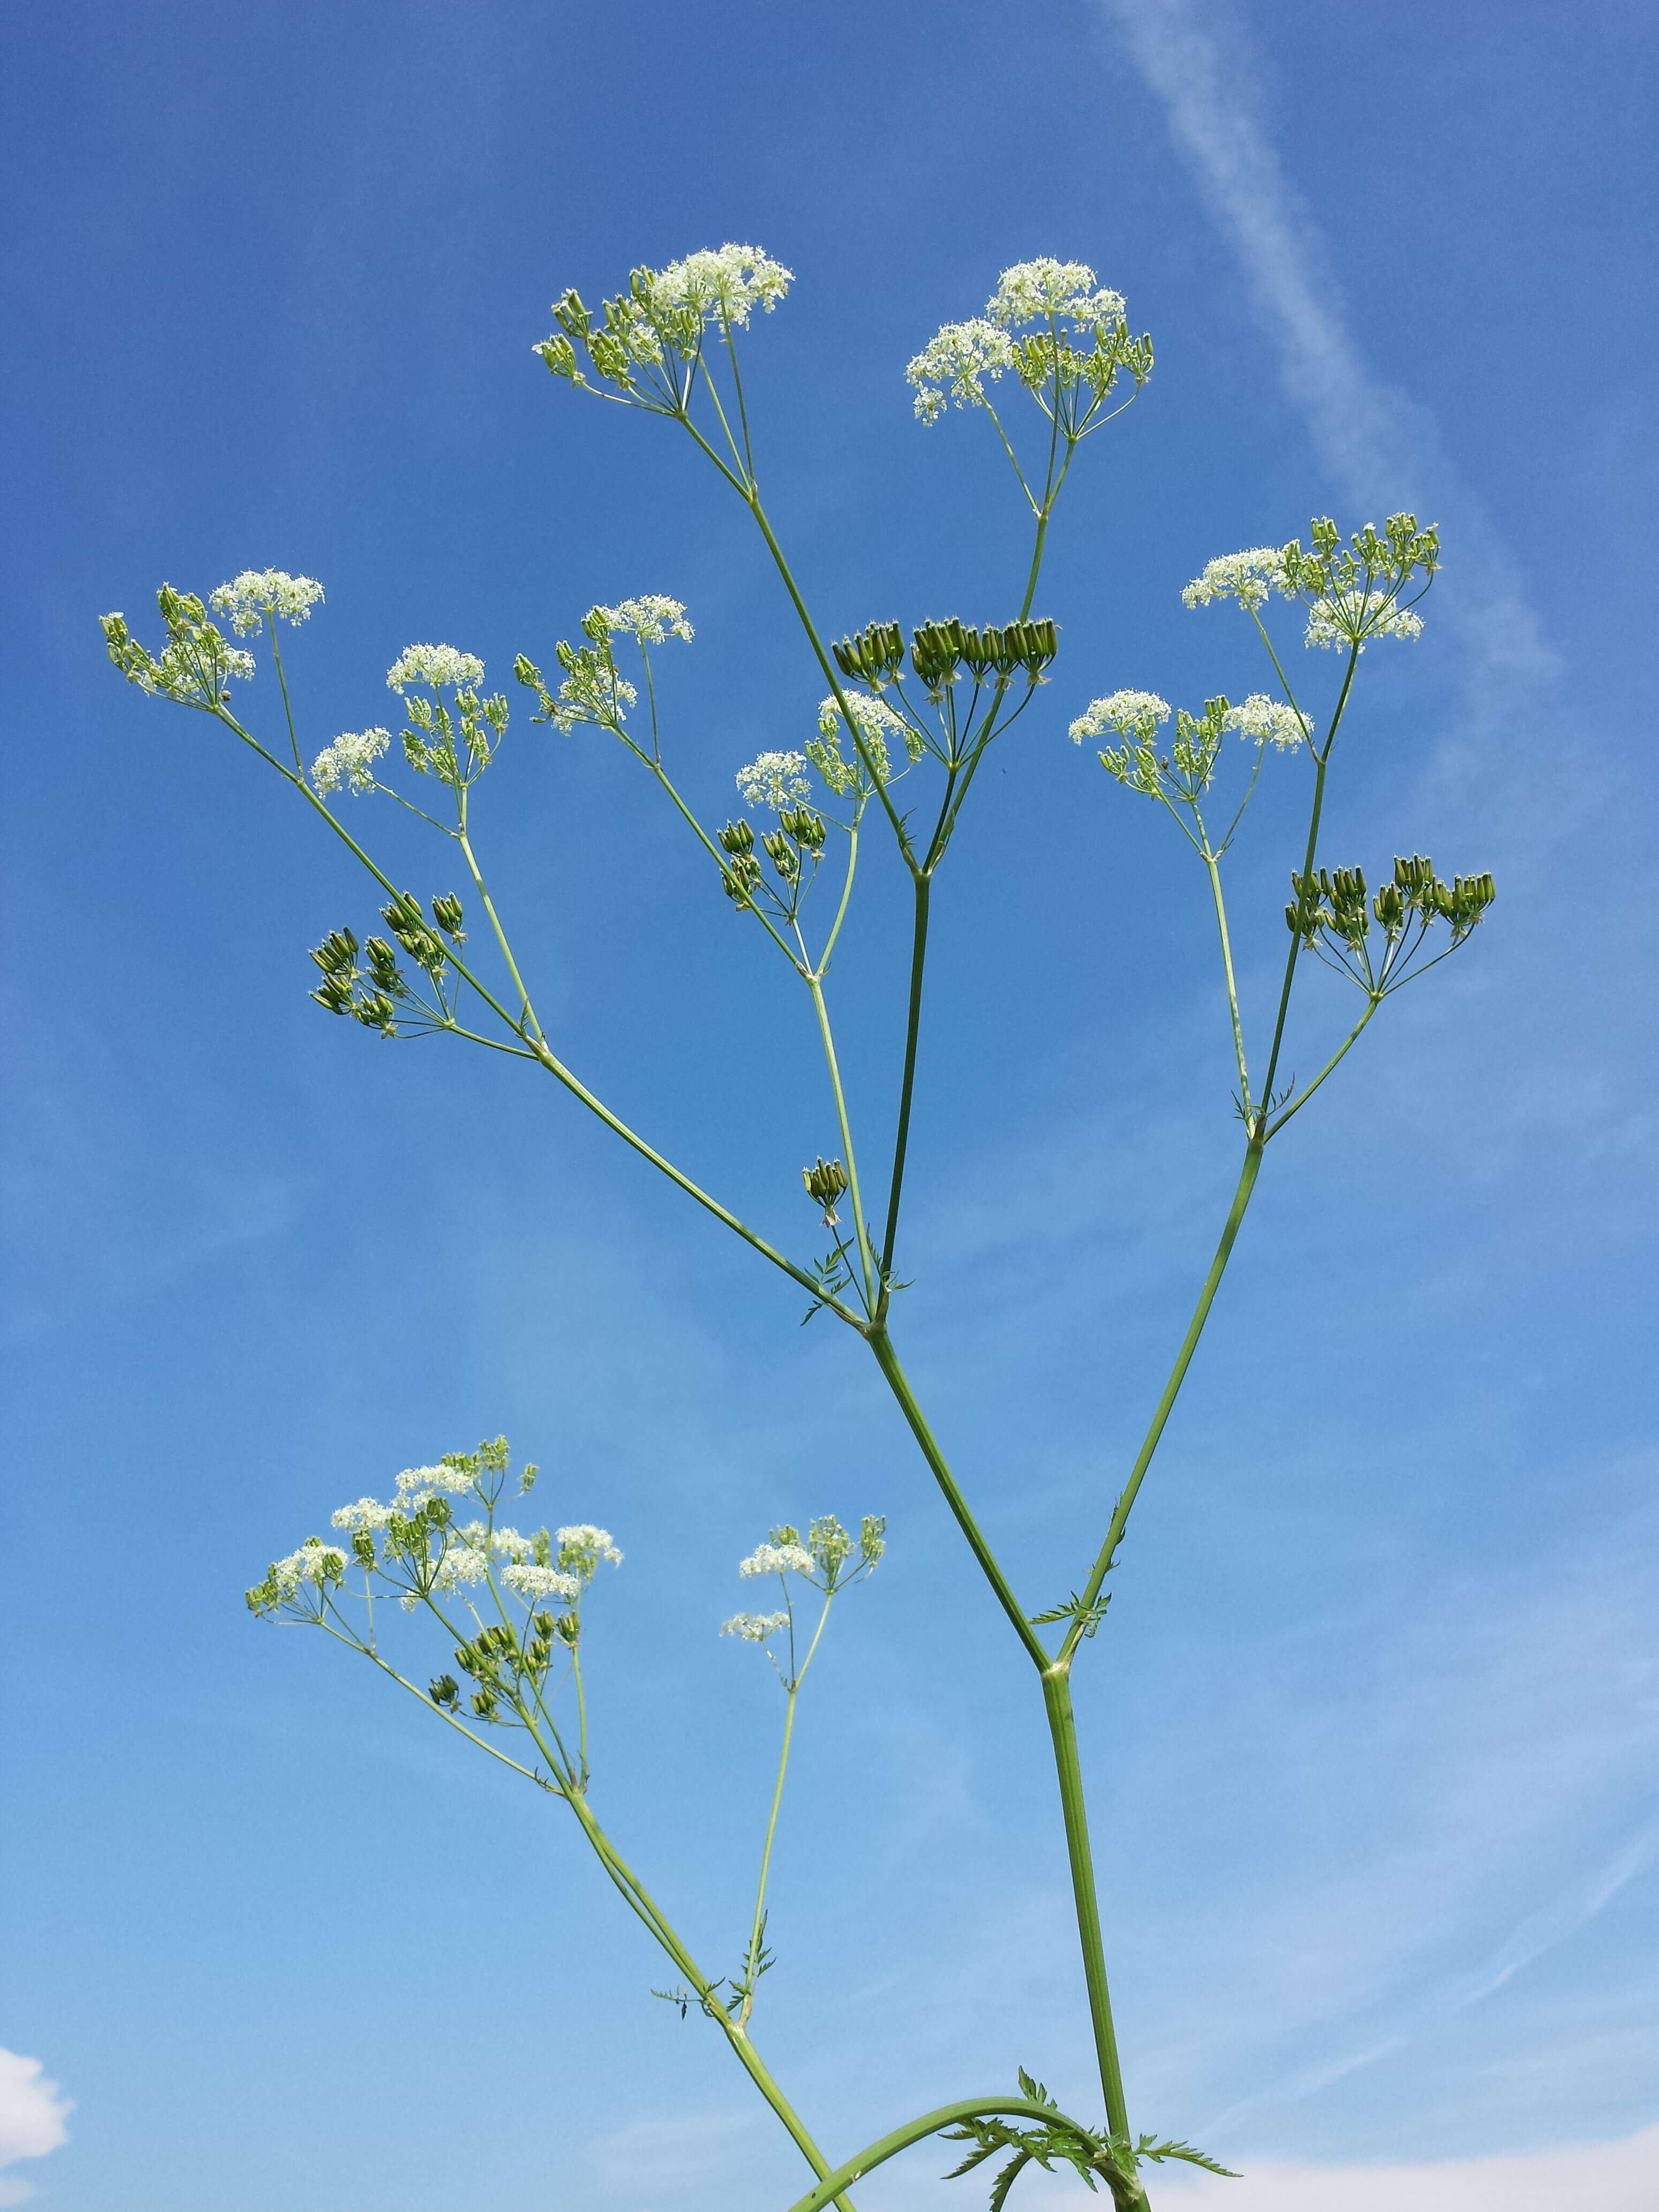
left=802, top=1156, right=849, bottom=1224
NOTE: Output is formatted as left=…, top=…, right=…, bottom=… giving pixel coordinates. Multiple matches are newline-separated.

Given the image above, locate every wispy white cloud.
left=1141, top=2118, right=1659, bottom=2210
left=0, top=2050, right=71, bottom=2206
left=1099, top=0, right=1555, bottom=722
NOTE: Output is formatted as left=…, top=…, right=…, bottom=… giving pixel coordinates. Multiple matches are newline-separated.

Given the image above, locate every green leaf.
left=1133, top=2134, right=1239, bottom=2178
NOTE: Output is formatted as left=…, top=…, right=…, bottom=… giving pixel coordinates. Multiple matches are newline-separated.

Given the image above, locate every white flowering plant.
left=102, top=248, right=1496, bottom=2211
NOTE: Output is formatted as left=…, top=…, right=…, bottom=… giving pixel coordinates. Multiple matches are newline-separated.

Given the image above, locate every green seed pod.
left=802, top=1155, right=849, bottom=1222
left=718, top=819, right=755, bottom=856
left=431, top=893, right=466, bottom=941
left=311, top=927, right=360, bottom=975
left=833, top=621, right=905, bottom=685
left=910, top=618, right=968, bottom=692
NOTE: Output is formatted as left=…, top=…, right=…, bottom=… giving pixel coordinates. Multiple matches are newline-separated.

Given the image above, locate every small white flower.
left=810, top=691, right=918, bottom=790
left=386, top=644, right=486, bottom=693
left=739, top=1541, right=815, bottom=1579
left=501, top=1563, right=581, bottom=1601
left=650, top=243, right=793, bottom=327
left=208, top=570, right=325, bottom=636
left=432, top=1544, right=490, bottom=1590
left=1068, top=690, right=1171, bottom=744
left=722, top=1610, right=789, bottom=1642
left=1221, top=694, right=1307, bottom=749
left=394, top=1462, right=480, bottom=1508
left=906, top=318, right=1016, bottom=423
left=310, top=727, right=391, bottom=795
left=985, top=259, right=1125, bottom=333
left=735, top=750, right=811, bottom=810
left=469, top=1522, right=538, bottom=1561
left=590, top=596, right=694, bottom=646
left=1182, top=548, right=1290, bottom=613
left=271, top=1538, right=348, bottom=1595
left=1304, top=594, right=1424, bottom=651
left=330, top=1497, right=393, bottom=1531
left=557, top=1524, right=623, bottom=1572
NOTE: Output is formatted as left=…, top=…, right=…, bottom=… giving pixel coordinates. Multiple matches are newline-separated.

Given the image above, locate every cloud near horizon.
left=1135, top=2118, right=1659, bottom=2210
left=0, top=2050, right=71, bottom=2206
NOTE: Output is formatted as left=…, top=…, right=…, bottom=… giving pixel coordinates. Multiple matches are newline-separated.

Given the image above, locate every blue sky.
left=2, top=2, right=1655, bottom=2208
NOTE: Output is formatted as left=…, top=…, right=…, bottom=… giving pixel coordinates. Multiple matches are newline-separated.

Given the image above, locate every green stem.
left=878, top=872, right=930, bottom=1297
left=540, top=1728, right=860, bottom=2212
left=219, top=711, right=859, bottom=1326
left=1061, top=1144, right=1264, bottom=1664
left=806, top=973, right=876, bottom=1310
left=740, top=1589, right=831, bottom=2026
left=1264, top=997, right=1379, bottom=1139
left=1042, top=1667, right=1129, bottom=2140
left=457, top=810, right=544, bottom=1040
left=639, top=752, right=801, bottom=968
left=815, top=819, right=860, bottom=974
left=571, top=1639, right=590, bottom=1788
left=743, top=1683, right=798, bottom=2016
left=738, top=490, right=916, bottom=863
left=1018, top=503, right=1052, bottom=623
left=1255, top=647, right=1359, bottom=1125
left=268, top=624, right=304, bottom=772
left=1201, top=851, right=1251, bottom=1111
left=779, top=2095, right=1098, bottom=2212
left=866, top=1330, right=1050, bottom=1671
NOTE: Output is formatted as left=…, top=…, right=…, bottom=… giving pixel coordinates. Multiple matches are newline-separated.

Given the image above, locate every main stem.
left=1042, top=1665, right=1132, bottom=2144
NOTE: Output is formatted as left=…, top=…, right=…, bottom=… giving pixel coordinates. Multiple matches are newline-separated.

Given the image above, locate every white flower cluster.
left=909, top=260, right=1130, bottom=423
left=651, top=243, right=793, bottom=327
left=554, top=659, right=637, bottom=731
left=987, top=258, right=1126, bottom=332
left=1183, top=544, right=1425, bottom=652
left=590, top=596, right=694, bottom=646
left=393, top=1462, right=482, bottom=1509
left=331, top=1496, right=394, bottom=1531
left=1182, top=548, right=1289, bottom=612
left=1222, top=694, right=1307, bottom=749
left=432, top=1519, right=542, bottom=1592
left=501, top=1562, right=582, bottom=1602
left=721, top=1610, right=789, bottom=1642
left=271, top=1538, right=347, bottom=1595
left=1068, top=690, right=1171, bottom=744
left=811, top=691, right=916, bottom=790
left=557, top=1523, right=624, bottom=1578
left=1304, top=594, right=1424, bottom=652
left=906, top=318, right=1015, bottom=424
left=739, top=1540, right=815, bottom=1578
left=735, top=750, right=811, bottom=810
left=386, top=644, right=486, bottom=694
left=310, top=727, right=391, bottom=795
left=208, top=570, right=325, bottom=636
